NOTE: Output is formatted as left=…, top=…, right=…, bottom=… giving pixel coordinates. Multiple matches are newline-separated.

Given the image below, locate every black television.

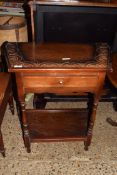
left=34, top=4, right=117, bottom=52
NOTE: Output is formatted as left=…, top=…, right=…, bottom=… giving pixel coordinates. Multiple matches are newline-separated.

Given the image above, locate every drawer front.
left=23, top=75, right=98, bottom=93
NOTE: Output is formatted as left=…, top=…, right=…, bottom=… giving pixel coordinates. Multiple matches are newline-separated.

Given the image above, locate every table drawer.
left=23, top=75, right=98, bottom=92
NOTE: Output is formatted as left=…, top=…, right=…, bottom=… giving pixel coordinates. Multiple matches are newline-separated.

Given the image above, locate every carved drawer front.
left=23, top=75, right=98, bottom=93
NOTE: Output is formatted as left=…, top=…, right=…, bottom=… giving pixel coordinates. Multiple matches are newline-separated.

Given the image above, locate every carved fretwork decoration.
left=5, top=42, right=109, bottom=69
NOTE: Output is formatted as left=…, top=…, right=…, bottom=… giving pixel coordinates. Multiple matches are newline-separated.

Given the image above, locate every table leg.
left=0, top=130, right=5, bottom=157
left=8, top=93, right=14, bottom=115
left=85, top=95, right=98, bottom=150
left=33, top=94, right=47, bottom=109
left=21, top=102, right=31, bottom=153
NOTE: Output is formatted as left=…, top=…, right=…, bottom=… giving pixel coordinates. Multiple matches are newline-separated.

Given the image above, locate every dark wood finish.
left=107, top=53, right=117, bottom=89
left=107, top=53, right=117, bottom=126
left=0, top=73, right=14, bottom=157
left=3, top=42, right=109, bottom=152
left=26, top=109, right=88, bottom=140
left=33, top=93, right=47, bottom=109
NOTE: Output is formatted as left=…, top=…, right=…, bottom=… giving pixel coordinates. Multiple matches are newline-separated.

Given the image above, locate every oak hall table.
left=3, top=41, right=109, bottom=152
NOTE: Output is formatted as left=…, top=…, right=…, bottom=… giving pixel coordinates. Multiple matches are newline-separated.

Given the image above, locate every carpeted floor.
left=0, top=101, right=117, bottom=175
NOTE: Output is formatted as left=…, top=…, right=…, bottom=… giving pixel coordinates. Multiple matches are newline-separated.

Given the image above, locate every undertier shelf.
left=26, top=109, right=89, bottom=141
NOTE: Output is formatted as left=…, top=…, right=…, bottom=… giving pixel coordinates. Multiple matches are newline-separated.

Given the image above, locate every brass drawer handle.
left=59, top=80, right=64, bottom=84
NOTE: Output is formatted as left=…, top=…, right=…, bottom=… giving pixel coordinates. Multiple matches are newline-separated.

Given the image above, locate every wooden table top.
left=4, top=42, right=109, bottom=72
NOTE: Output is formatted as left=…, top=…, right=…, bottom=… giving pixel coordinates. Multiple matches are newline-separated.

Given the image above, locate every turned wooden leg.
left=8, top=93, right=14, bottom=115
left=106, top=101, right=117, bottom=126
left=106, top=100, right=117, bottom=126
left=84, top=94, right=93, bottom=151
left=113, top=101, right=117, bottom=111
left=84, top=141, right=89, bottom=151
left=21, top=102, right=31, bottom=153
left=1, top=151, right=5, bottom=157
left=23, top=124, right=31, bottom=153
left=33, top=94, right=47, bottom=109
left=27, top=147, right=31, bottom=153
left=0, top=131, right=5, bottom=157
left=86, top=95, right=98, bottom=150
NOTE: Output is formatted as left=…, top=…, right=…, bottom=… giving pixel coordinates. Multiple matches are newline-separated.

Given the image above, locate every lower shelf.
left=26, top=109, right=89, bottom=141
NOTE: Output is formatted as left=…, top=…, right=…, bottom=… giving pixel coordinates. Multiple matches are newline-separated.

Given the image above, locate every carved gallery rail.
left=3, top=42, right=109, bottom=152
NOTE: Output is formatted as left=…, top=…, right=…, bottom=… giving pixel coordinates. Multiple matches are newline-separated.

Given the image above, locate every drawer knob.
left=59, top=80, right=64, bottom=84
